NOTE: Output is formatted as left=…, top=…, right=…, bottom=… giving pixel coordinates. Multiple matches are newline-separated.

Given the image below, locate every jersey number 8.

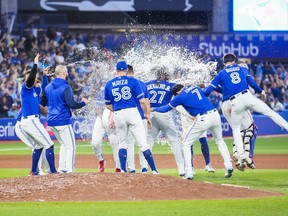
left=230, top=72, right=241, bottom=84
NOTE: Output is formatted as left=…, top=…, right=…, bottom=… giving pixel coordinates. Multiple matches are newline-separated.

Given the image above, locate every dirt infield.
left=1, top=154, right=287, bottom=169
left=0, top=154, right=286, bottom=202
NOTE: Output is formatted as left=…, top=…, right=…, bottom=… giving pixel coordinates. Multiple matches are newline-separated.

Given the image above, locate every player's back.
left=105, top=75, right=144, bottom=111
left=145, top=79, right=175, bottom=107
left=178, top=86, right=215, bottom=116
left=213, top=64, right=249, bottom=100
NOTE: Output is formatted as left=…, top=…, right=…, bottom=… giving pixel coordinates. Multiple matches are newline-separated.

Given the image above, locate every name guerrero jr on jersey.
left=146, top=83, right=171, bottom=91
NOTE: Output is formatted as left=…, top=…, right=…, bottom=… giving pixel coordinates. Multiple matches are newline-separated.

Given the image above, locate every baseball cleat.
left=98, top=160, right=106, bottom=172
left=235, top=162, right=246, bottom=171
left=205, top=164, right=215, bottom=173
left=141, top=168, right=148, bottom=174
left=244, top=158, right=256, bottom=169
left=39, top=171, right=47, bottom=175
left=182, top=172, right=193, bottom=180
left=232, top=153, right=246, bottom=171
left=58, top=170, right=67, bottom=174
left=152, top=170, right=159, bottom=175
left=115, top=168, right=121, bottom=172
left=28, top=171, right=39, bottom=176
left=128, top=170, right=136, bottom=173
left=224, top=168, right=234, bottom=178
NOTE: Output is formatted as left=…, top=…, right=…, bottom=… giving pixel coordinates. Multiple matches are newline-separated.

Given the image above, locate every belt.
left=22, top=114, right=39, bottom=119
left=199, top=108, right=217, bottom=116
left=114, top=107, right=136, bottom=112
left=229, top=90, right=249, bottom=101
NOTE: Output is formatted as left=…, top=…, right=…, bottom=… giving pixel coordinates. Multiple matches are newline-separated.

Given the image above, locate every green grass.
left=0, top=136, right=288, bottom=215
left=1, top=198, right=288, bottom=216
left=0, top=137, right=287, bottom=155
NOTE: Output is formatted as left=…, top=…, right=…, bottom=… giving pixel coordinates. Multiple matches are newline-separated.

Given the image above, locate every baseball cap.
left=116, top=61, right=128, bottom=71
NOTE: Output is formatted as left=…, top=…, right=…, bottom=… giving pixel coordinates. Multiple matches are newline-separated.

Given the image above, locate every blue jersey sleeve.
left=204, top=73, right=221, bottom=96
left=246, top=75, right=262, bottom=94
left=134, top=79, right=145, bottom=100
left=63, top=87, right=86, bottom=109
left=104, top=83, right=112, bottom=105
left=153, top=104, right=174, bottom=113
left=41, top=75, right=49, bottom=90
left=154, top=93, right=183, bottom=113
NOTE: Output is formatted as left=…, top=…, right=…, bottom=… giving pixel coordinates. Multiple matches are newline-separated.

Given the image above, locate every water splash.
left=66, top=36, right=218, bottom=140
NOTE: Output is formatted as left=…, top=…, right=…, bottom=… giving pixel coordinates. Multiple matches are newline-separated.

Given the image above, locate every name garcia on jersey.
left=225, top=66, right=240, bottom=73
left=112, top=79, right=128, bottom=87
left=146, top=83, right=171, bottom=91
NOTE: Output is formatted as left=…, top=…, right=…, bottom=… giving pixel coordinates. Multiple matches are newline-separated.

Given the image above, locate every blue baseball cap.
left=116, top=61, right=128, bottom=71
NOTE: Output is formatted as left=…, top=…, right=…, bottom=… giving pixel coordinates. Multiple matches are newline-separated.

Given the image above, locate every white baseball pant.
left=222, top=100, right=255, bottom=160
left=182, top=110, right=232, bottom=176
left=15, top=120, right=50, bottom=173
left=49, top=124, right=75, bottom=173
left=147, top=111, right=185, bottom=175
left=229, top=90, right=288, bottom=161
left=114, top=107, right=150, bottom=152
left=126, top=119, right=149, bottom=172
left=20, top=116, right=54, bottom=150
left=91, top=108, right=120, bottom=169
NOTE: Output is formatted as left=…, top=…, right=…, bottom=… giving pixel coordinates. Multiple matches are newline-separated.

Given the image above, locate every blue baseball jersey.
left=145, top=80, right=175, bottom=107
left=105, top=75, right=145, bottom=111
left=16, top=109, right=22, bottom=121
left=154, top=85, right=215, bottom=116
left=20, top=84, right=41, bottom=118
left=136, top=79, right=149, bottom=119
left=205, top=64, right=262, bottom=101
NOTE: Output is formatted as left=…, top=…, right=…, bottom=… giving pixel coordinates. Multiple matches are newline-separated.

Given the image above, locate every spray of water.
left=65, top=36, right=218, bottom=141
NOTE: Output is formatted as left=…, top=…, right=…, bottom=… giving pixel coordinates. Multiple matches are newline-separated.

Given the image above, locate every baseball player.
left=104, top=60, right=158, bottom=174
left=145, top=66, right=185, bottom=176
left=205, top=53, right=288, bottom=169
left=152, top=84, right=233, bottom=180
left=175, top=105, right=214, bottom=173
left=20, top=53, right=57, bottom=175
left=220, top=61, right=258, bottom=171
left=43, top=65, right=89, bottom=173
left=126, top=64, right=149, bottom=173
left=90, top=87, right=121, bottom=172
left=15, top=68, right=51, bottom=174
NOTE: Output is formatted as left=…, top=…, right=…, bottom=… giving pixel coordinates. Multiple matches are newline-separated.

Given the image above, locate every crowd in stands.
left=0, top=27, right=287, bottom=118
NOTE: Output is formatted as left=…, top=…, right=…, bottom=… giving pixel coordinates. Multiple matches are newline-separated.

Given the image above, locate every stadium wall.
left=1, top=112, right=287, bottom=140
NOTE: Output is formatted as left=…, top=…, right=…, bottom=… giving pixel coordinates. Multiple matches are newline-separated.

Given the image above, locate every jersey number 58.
left=112, top=87, right=132, bottom=101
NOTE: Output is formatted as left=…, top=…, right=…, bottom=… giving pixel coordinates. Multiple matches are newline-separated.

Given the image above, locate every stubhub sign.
left=199, top=42, right=259, bottom=57
left=192, top=34, right=288, bottom=59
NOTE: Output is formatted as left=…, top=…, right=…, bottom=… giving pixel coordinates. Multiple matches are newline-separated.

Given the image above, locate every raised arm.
left=26, top=53, right=40, bottom=88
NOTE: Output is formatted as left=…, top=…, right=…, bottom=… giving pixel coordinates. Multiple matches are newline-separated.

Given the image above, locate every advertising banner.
left=1, top=114, right=287, bottom=140
left=194, top=34, right=288, bottom=59
left=109, top=34, right=288, bottom=59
